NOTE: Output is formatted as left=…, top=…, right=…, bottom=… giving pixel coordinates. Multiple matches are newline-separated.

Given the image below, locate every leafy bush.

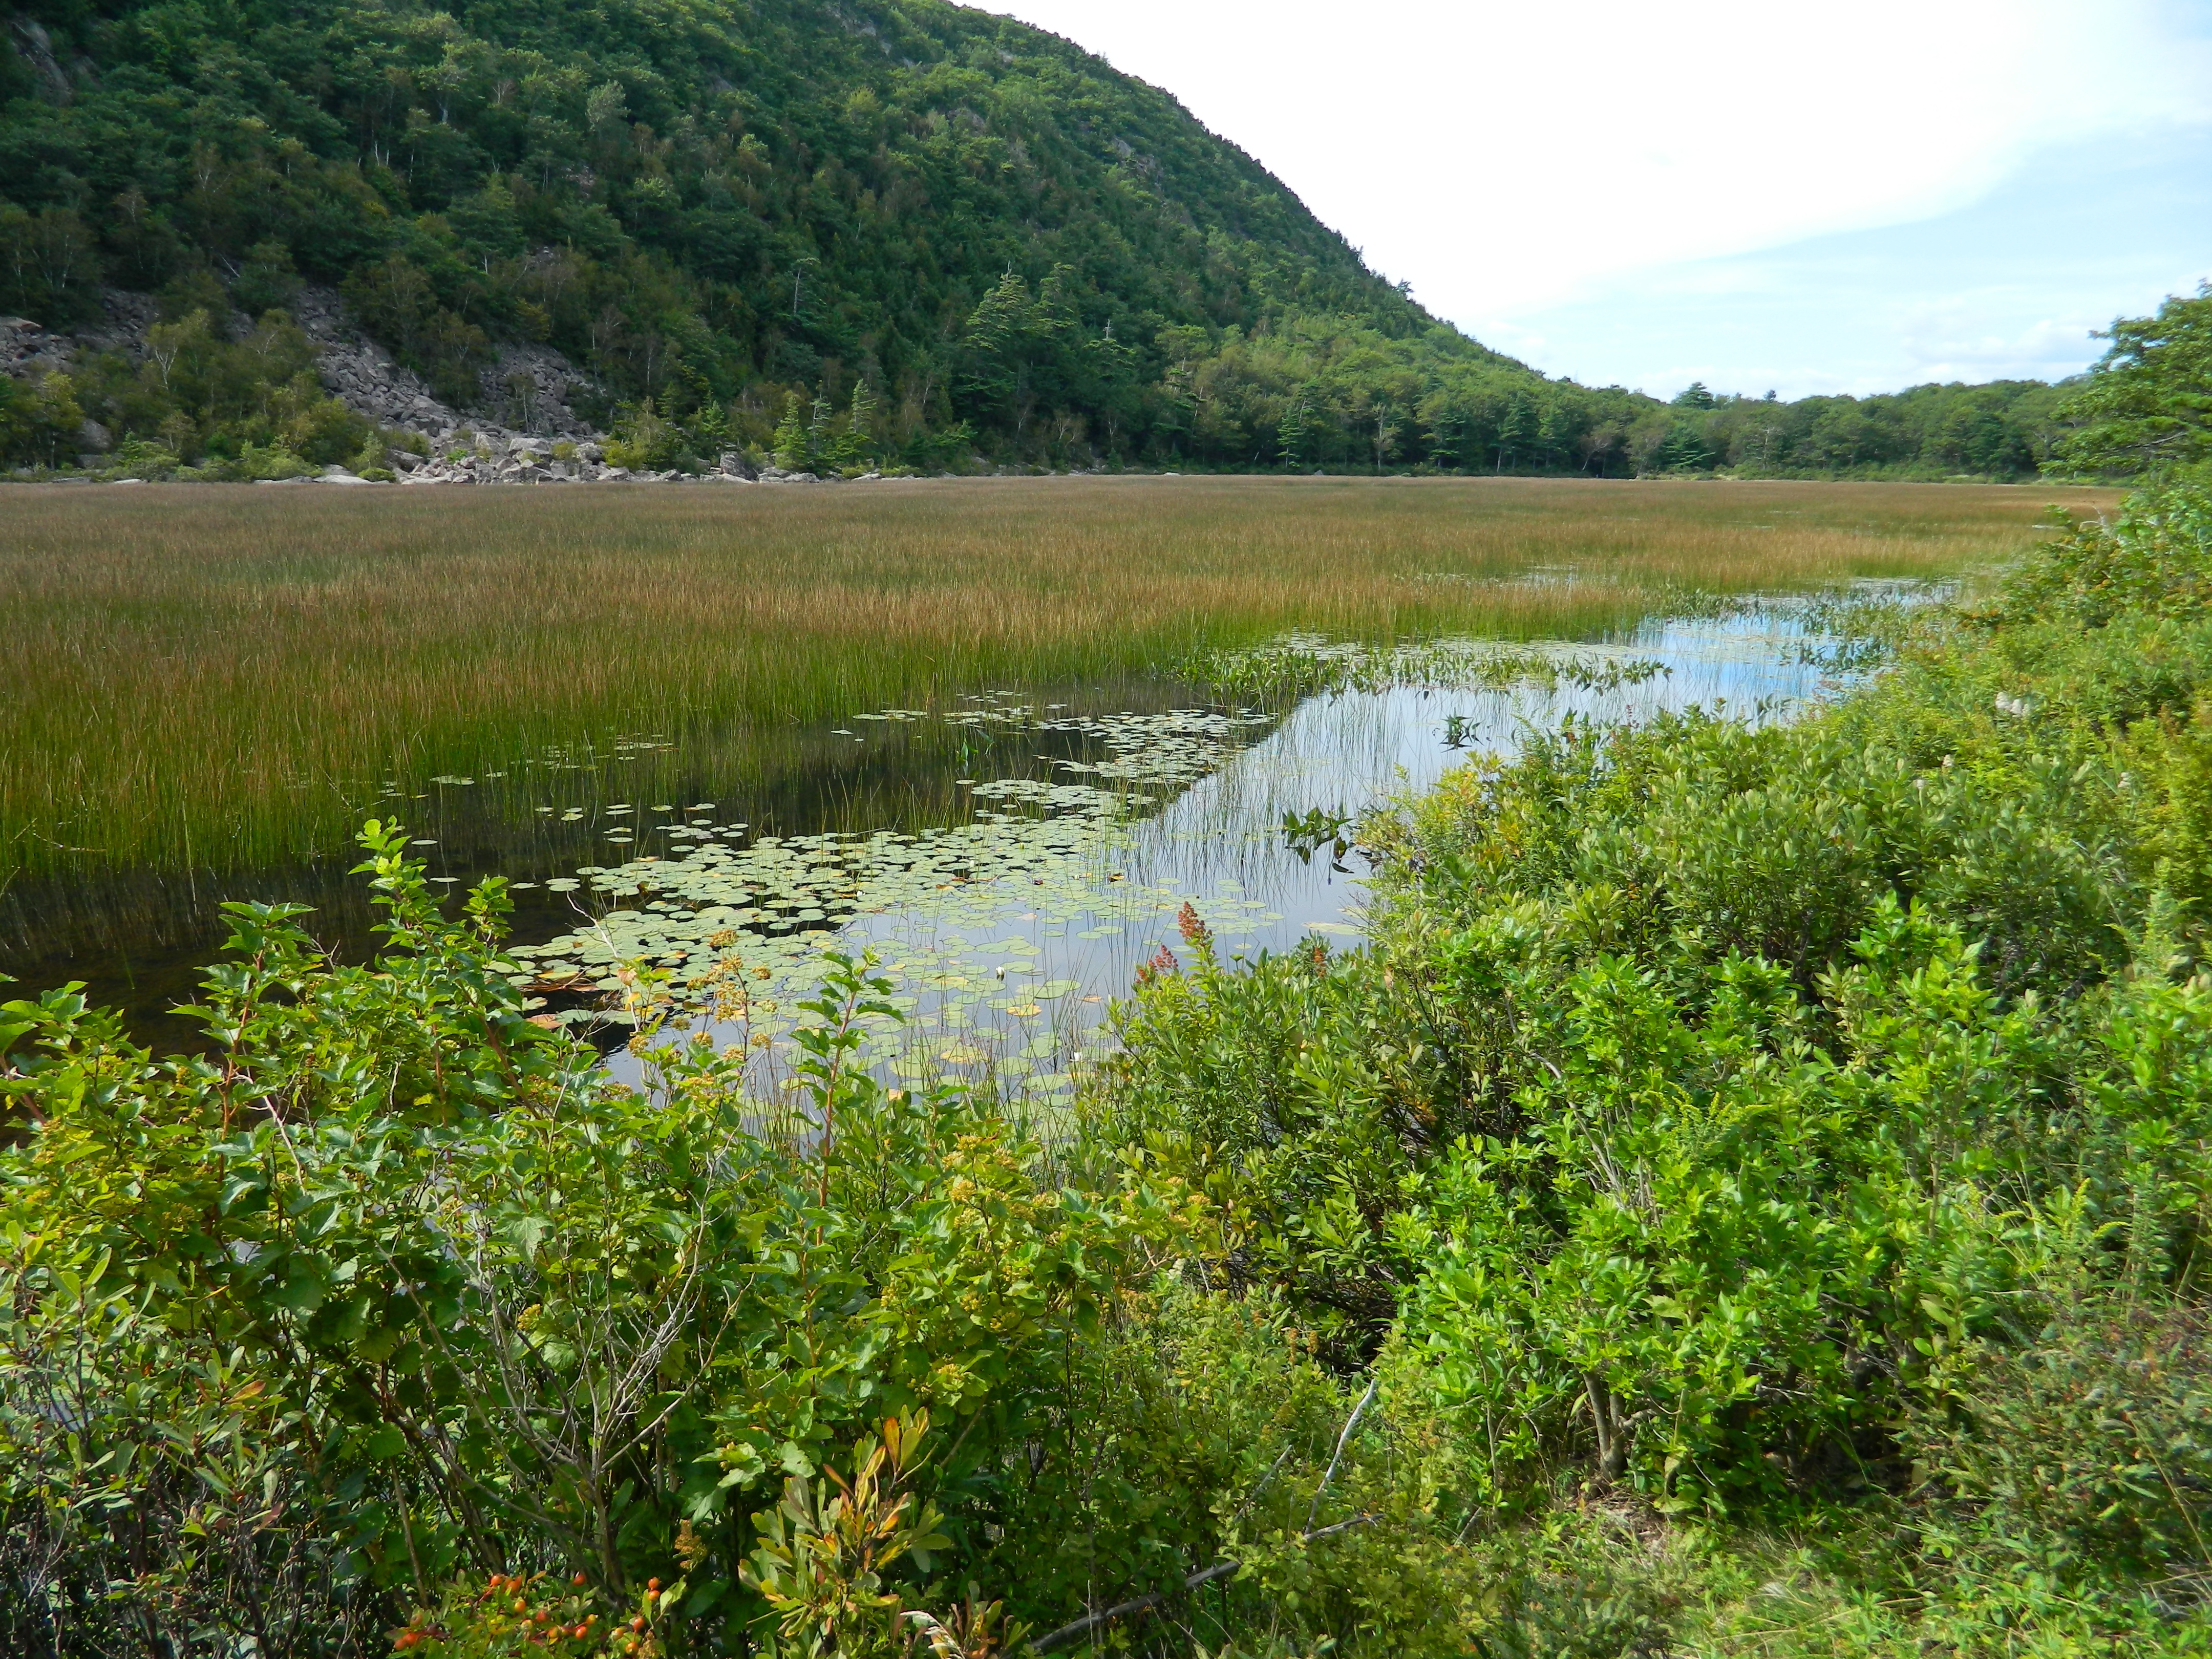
left=1904, top=1300, right=2212, bottom=1583
left=0, top=826, right=1229, bottom=1654
left=1090, top=485, right=2212, bottom=1649
left=26, top=305, right=373, bottom=472
left=0, top=369, right=84, bottom=469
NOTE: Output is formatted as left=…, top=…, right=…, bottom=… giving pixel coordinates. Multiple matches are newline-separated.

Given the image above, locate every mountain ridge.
left=0, top=0, right=2065, bottom=477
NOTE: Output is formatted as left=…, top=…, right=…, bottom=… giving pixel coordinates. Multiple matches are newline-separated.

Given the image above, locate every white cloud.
left=986, top=0, right=2212, bottom=321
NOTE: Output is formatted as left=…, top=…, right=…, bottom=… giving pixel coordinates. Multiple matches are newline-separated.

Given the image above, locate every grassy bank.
left=1, top=476, right=2106, bottom=883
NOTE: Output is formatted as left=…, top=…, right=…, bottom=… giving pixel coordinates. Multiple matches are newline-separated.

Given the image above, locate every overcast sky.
left=984, top=0, right=2212, bottom=399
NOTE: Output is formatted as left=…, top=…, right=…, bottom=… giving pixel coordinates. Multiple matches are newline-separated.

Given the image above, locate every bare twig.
left=1306, top=1374, right=1379, bottom=1531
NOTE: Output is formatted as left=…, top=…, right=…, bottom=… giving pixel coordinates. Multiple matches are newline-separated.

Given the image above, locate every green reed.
left=0, top=475, right=2110, bottom=882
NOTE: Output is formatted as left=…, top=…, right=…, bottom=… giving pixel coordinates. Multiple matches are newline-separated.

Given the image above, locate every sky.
left=983, top=0, right=2212, bottom=399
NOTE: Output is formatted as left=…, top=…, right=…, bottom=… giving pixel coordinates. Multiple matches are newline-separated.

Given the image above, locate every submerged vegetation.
left=0, top=476, right=2078, bottom=887
left=7, top=465, right=2212, bottom=1652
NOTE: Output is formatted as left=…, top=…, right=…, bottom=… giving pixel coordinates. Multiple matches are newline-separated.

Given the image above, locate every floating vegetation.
left=2, top=549, right=1941, bottom=1053
left=1188, top=633, right=1672, bottom=703
left=506, top=630, right=1731, bottom=1112
left=507, top=700, right=1323, bottom=1108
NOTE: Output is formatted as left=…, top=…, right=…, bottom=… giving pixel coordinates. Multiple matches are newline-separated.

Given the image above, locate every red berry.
left=574, top=1572, right=587, bottom=1587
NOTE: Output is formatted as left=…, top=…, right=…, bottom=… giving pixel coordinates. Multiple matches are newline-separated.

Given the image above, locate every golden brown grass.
left=0, top=474, right=2116, bottom=879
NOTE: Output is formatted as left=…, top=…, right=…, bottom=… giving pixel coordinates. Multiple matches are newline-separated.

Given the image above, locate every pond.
left=0, top=593, right=1881, bottom=1081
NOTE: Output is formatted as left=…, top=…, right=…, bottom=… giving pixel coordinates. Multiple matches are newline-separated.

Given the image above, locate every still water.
left=1, top=601, right=1859, bottom=1080
left=577, top=603, right=1858, bottom=1104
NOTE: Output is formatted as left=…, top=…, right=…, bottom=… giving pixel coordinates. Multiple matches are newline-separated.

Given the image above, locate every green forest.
left=6, top=285, right=2212, bottom=1658
left=0, top=0, right=2168, bottom=477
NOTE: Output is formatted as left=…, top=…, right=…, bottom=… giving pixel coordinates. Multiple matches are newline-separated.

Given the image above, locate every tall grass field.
left=1, top=476, right=2111, bottom=883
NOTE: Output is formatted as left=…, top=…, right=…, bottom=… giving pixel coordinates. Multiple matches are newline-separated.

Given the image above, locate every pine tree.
left=1496, top=395, right=1539, bottom=472
left=771, top=392, right=809, bottom=471
left=836, top=377, right=880, bottom=470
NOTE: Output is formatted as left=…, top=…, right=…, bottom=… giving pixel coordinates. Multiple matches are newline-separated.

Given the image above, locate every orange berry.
left=574, top=1572, right=588, bottom=1587
left=514, top=1601, right=528, bottom=1615
left=572, top=1626, right=588, bottom=1640
left=646, top=1579, right=660, bottom=1593
left=630, top=1618, right=645, bottom=1633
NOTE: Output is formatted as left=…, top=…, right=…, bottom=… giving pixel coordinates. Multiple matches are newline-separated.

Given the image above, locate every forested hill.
left=0, top=0, right=2116, bottom=476
left=0, top=0, right=1536, bottom=466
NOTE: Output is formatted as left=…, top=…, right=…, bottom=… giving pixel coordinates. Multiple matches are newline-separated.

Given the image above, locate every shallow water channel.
left=1, top=599, right=1863, bottom=1080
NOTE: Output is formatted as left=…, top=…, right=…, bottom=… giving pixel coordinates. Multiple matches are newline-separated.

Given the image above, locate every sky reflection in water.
left=589, top=604, right=1851, bottom=1109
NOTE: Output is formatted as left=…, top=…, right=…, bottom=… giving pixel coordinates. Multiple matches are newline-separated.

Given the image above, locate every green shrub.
left=603, top=399, right=683, bottom=471
left=1904, top=1301, right=2212, bottom=1583
left=0, top=369, right=85, bottom=469
left=0, top=827, right=1209, bottom=1652
left=1103, top=490, right=2212, bottom=1539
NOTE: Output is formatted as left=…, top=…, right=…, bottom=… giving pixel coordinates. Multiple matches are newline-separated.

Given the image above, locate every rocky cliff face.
left=7, top=285, right=605, bottom=454
left=287, top=287, right=603, bottom=446
left=5, top=289, right=913, bottom=484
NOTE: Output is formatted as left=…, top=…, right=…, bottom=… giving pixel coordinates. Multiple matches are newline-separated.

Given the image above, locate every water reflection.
left=605, top=600, right=1858, bottom=1105
left=5, top=595, right=1870, bottom=1072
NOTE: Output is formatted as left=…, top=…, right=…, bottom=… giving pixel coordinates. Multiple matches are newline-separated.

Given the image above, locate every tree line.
left=7, top=0, right=2181, bottom=479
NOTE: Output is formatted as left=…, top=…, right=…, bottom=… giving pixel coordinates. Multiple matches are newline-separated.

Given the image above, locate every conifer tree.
left=839, top=377, right=880, bottom=469
left=771, top=391, right=810, bottom=471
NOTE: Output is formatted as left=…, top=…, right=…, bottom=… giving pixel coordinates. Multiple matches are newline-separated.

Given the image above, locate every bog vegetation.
left=0, top=0, right=2167, bottom=478
left=0, top=476, right=2072, bottom=885
left=5, top=320, right=2212, bottom=1657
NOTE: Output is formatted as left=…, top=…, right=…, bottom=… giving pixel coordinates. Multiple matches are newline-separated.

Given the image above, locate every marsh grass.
left=0, top=475, right=2112, bottom=883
